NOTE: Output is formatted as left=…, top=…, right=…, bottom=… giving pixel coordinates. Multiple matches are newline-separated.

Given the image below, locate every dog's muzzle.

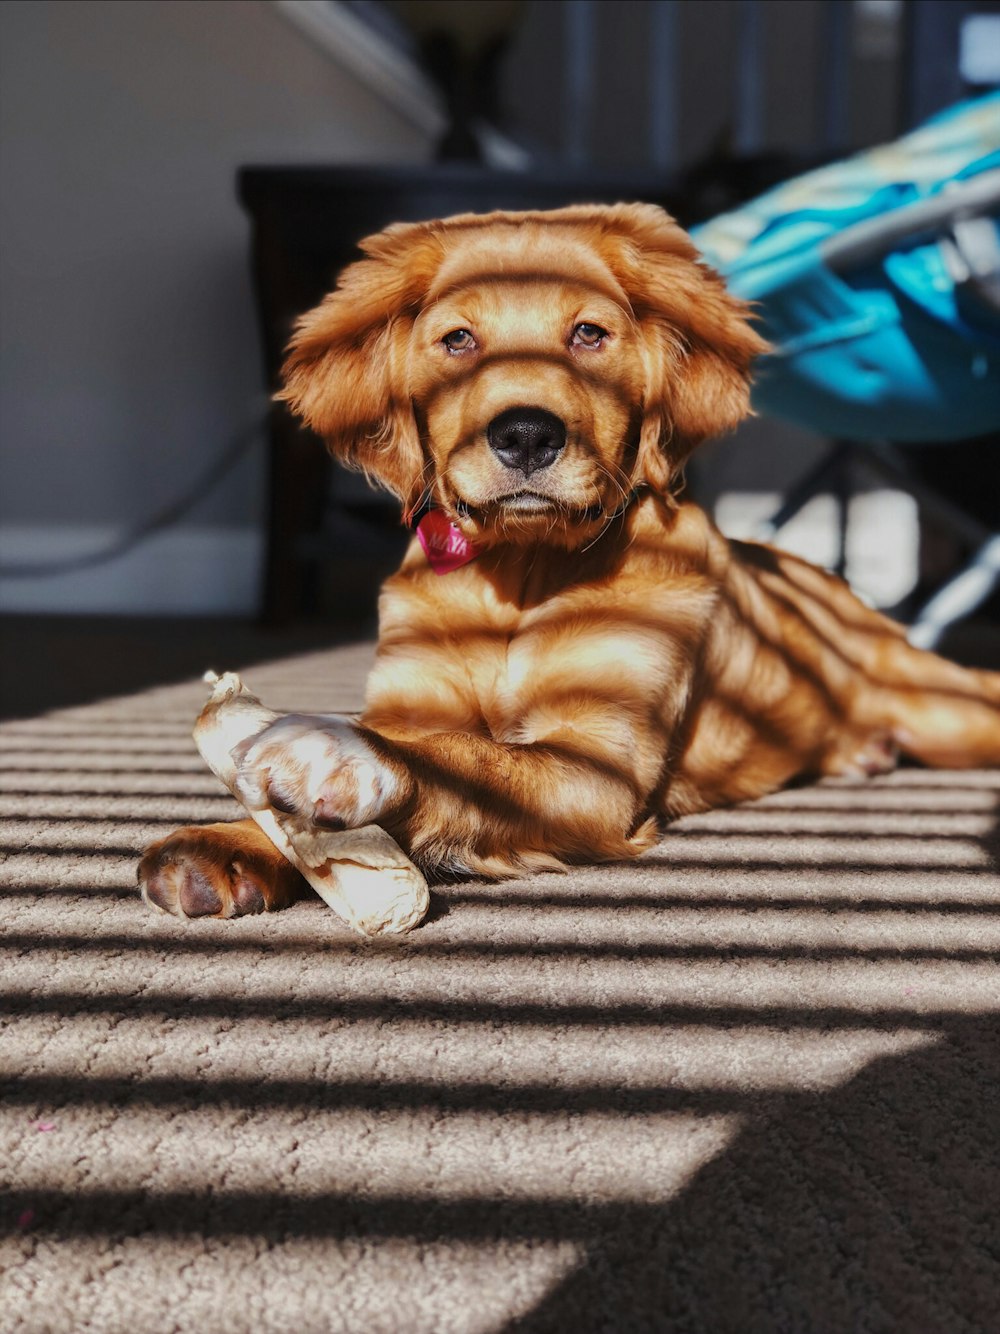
left=487, top=407, right=567, bottom=477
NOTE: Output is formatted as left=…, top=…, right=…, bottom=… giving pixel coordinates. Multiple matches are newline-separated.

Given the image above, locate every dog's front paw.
left=138, top=821, right=304, bottom=918
left=233, top=715, right=400, bottom=830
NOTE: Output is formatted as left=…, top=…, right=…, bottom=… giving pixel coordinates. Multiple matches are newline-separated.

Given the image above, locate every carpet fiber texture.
left=1, top=642, right=998, bottom=1334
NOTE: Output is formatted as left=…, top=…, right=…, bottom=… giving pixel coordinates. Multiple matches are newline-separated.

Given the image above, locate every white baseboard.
left=0, top=524, right=263, bottom=615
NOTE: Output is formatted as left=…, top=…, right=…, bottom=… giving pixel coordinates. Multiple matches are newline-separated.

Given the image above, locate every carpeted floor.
left=1, top=640, right=998, bottom=1334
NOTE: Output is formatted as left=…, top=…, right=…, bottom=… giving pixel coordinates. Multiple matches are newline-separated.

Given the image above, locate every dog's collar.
left=415, top=510, right=482, bottom=575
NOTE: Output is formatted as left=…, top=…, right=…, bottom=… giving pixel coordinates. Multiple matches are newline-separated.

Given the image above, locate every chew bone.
left=194, top=671, right=429, bottom=936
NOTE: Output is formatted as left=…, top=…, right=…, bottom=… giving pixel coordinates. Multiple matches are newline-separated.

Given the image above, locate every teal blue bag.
left=693, top=95, right=1000, bottom=443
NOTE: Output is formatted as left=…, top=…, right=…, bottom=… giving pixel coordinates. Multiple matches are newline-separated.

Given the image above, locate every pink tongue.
left=416, top=510, right=481, bottom=575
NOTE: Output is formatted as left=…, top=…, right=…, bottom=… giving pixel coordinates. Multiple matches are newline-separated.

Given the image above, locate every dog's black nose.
left=487, top=407, right=567, bottom=476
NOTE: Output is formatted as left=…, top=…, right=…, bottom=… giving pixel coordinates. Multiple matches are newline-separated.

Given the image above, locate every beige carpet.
left=2, top=641, right=998, bottom=1334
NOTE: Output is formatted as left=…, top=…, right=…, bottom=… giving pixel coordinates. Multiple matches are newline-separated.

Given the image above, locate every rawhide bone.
left=194, top=671, right=429, bottom=936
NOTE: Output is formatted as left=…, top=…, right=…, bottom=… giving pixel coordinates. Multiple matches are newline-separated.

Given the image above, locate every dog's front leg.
left=236, top=716, right=659, bottom=878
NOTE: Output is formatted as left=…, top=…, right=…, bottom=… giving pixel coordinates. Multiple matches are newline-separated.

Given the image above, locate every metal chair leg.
left=907, top=534, right=1000, bottom=650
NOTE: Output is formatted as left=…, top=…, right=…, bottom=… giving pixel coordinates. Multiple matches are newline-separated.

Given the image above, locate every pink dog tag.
left=416, top=510, right=481, bottom=575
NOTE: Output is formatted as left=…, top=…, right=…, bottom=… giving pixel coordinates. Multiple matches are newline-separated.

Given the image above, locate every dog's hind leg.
left=869, top=638, right=1000, bottom=769
left=758, top=553, right=1000, bottom=771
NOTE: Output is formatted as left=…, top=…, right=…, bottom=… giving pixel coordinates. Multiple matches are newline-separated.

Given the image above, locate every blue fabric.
left=693, top=95, right=1000, bottom=443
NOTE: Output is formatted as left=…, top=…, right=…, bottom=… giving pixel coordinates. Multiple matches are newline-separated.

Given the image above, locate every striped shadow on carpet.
left=1, top=642, right=998, bottom=1334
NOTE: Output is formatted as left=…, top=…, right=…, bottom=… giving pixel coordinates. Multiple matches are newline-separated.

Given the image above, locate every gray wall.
left=0, top=0, right=431, bottom=609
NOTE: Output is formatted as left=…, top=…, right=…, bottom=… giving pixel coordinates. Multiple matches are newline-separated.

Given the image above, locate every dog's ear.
left=600, top=204, right=768, bottom=495
left=277, top=223, right=442, bottom=520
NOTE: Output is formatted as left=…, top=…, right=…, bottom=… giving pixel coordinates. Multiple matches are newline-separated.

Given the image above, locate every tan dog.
left=140, top=204, right=1000, bottom=916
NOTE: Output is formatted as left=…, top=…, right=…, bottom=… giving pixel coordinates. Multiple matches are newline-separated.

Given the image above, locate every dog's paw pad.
left=142, top=860, right=185, bottom=916
left=230, top=863, right=267, bottom=915
left=177, top=864, right=224, bottom=917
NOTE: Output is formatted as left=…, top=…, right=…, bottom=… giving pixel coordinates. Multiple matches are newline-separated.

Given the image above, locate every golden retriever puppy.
left=140, top=204, right=1000, bottom=916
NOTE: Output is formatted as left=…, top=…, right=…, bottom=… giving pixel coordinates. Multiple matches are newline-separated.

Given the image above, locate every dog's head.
left=278, top=203, right=766, bottom=549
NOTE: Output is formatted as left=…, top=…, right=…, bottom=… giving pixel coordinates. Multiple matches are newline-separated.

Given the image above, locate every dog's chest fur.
left=364, top=498, right=721, bottom=751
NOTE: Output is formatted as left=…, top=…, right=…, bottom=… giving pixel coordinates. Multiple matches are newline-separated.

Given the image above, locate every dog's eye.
left=572, top=323, right=609, bottom=348
left=442, top=328, right=477, bottom=353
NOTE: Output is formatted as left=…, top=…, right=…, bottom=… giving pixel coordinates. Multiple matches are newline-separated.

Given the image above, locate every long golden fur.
left=140, top=204, right=1000, bottom=915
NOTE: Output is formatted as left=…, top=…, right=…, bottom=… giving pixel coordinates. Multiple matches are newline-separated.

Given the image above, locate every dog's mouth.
left=454, top=492, right=605, bottom=521
left=496, top=492, right=559, bottom=514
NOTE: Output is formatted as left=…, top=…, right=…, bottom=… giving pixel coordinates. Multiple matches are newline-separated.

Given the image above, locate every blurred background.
left=2, top=0, right=999, bottom=718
